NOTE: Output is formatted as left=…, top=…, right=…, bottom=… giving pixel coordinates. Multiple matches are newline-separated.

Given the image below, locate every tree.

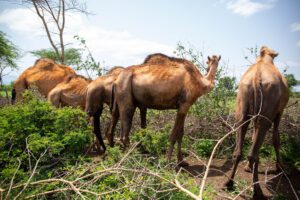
left=74, top=35, right=102, bottom=78
left=244, top=46, right=259, bottom=65
left=22, top=0, right=88, bottom=64
left=0, top=31, right=20, bottom=88
left=285, top=73, right=298, bottom=90
left=30, top=48, right=81, bottom=66
left=218, top=76, right=236, bottom=92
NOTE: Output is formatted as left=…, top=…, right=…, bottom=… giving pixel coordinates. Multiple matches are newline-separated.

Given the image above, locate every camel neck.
left=205, top=63, right=218, bottom=84
left=197, top=64, right=218, bottom=94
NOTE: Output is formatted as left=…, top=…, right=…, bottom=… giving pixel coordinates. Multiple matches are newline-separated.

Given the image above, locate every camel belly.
left=132, top=83, right=185, bottom=110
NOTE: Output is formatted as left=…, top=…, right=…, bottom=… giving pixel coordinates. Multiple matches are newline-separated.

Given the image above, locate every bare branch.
left=5, top=158, right=21, bottom=200
left=14, top=149, right=48, bottom=200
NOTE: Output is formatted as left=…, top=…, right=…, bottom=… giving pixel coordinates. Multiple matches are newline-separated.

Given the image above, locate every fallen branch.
left=14, top=149, right=47, bottom=200
left=5, top=158, right=21, bottom=200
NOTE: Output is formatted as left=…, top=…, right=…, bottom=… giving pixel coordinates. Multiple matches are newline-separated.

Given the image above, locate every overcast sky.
left=0, top=0, right=299, bottom=86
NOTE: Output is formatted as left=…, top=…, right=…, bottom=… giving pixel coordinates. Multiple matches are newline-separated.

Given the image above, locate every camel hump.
left=143, top=53, right=171, bottom=64
left=34, top=58, right=56, bottom=70
left=143, top=53, right=192, bottom=66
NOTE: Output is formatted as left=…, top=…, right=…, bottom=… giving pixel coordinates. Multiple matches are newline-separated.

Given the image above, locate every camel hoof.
left=108, top=141, right=114, bottom=147
left=141, top=124, right=147, bottom=129
left=97, top=146, right=106, bottom=155
left=115, top=140, right=123, bottom=145
left=253, top=191, right=267, bottom=200
left=177, top=160, right=189, bottom=167
left=223, top=180, right=234, bottom=191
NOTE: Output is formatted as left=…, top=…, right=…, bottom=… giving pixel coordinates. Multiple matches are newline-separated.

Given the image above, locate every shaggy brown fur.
left=111, top=53, right=221, bottom=165
left=143, top=53, right=189, bottom=65
left=12, top=58, right=76, bottom=104
left=48, top=74, right=92, bottom=109
left=85, top=66, right=147, bottom=152
left=224, top=46, right=289, bottom=200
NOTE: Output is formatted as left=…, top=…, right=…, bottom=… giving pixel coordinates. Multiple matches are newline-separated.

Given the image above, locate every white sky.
left=0, top=0, right=299, bottom=87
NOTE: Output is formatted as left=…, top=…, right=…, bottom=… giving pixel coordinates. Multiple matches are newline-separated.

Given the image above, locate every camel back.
left=143, top=53, right=192, bottom=66
left=65, top=74, right=92, bottom=84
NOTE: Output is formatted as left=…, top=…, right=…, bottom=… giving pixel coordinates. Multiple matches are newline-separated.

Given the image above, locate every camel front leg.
left=167, top=105, right=187, bottom=165
left=139, top=107, right=147, bottom=129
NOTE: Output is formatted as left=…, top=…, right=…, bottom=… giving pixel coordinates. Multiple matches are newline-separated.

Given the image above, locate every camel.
left=223, top=46, right=289, bottom=199
left=12, top=58, right=76, bottom=104
left=110, top=53, right=221, bottom=165
left=48, top=74, right=92, bottom=110
left=85, top=66, right=147, bottom=152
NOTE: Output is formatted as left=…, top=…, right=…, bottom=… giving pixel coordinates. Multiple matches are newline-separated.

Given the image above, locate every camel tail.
left=11, top=88, right=16, bottom=105
left=253, top=70, right=263, bottom=117
left=110, top=84, right=115, bottom=112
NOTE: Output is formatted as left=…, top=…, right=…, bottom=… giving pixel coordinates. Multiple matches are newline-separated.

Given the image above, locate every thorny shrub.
left=0, top=91, right=92, bottom=181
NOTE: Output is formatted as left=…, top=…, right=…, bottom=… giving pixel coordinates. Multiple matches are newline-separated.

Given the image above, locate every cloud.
left=290, top=23, right=300, bottom=32
left=0, top=8, right=43, bottom=36
left=296, top=41, right=300, bottom=47
left=0, top=8, right=174, bottom=66
left=226, top=0, right=277, bottom=17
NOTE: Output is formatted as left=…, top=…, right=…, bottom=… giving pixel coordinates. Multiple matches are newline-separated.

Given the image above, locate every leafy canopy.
left=0, top=31, right=20, bottom=77
left=30, top=48, right=81, bottom=66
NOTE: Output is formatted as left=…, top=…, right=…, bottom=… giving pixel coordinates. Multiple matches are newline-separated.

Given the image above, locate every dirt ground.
left=182, top=157, right=300, bottom=200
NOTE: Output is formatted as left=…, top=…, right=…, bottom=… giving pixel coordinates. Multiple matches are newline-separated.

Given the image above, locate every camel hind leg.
left=273, top=113, right=283, bottom=172
left=248, top=117, right=272, bottom=200
left=115, top=71, right=136, bottom=146
left=224, top=114, right=250, bottom=190
left=119, top=104, right=136, bottom=146
left=106, top=103, right=120, bottom=147
left=93, top=106, right=106, bottom=153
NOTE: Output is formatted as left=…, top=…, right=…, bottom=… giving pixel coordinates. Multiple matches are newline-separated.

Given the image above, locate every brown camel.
left=48, top=74, right=92, bottom=110
left=12, top=58, right=76, bottom=104
left=85, top=66, right=147, bottom=152
left=110, top=53, right=221, bottom=165
left=224, top=46, right=289, bottom=200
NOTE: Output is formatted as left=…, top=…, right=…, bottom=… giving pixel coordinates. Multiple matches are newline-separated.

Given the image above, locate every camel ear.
left=218, top=55, right=221, bottom=61
left=207, top=56, right=211, bottom=61
left=260, top=46, right=267, bottom=57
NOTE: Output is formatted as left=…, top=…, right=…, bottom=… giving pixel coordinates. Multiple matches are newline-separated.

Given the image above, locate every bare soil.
left=181, top=157, right=300, bottom=200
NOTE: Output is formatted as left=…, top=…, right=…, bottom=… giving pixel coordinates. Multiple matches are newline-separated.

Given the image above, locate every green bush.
left=132, top=125, right=171, bottom=156
left=0, top=91, right=92, bottom=180
left=281, top=135, right=300, bottom=170
left=192, top=139, right=214, bottom=157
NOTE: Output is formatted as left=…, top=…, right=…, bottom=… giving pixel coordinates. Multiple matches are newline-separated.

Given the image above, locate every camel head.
left=260, top=46, right=278, bottom=59
left=206, top=55, right=221, bottom=73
